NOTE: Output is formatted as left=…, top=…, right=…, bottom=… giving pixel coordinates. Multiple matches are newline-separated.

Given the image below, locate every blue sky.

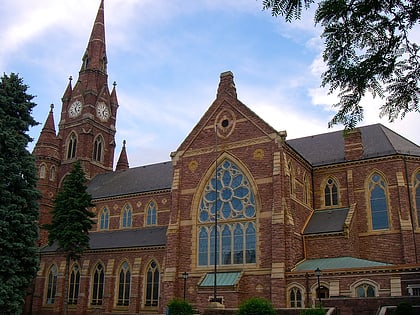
left=1, top=0, right=419, bottom=167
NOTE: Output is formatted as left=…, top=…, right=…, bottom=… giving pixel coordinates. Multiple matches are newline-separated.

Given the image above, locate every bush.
left=167, top=298, right=193, bottom=315
left=237, top=297, right=276, bottom=315
left=300, top=308, right=326, bottom=315
left=395, top=302, right=413, bottom=315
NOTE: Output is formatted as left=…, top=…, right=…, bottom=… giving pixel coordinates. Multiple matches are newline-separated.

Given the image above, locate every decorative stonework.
left=253, top=148, right=264, bottom=160
left=137, top=201, right=142, bottom=207
left=188, top=160, right=199, bottom=172
left=215, top=108, right=236, bottom=138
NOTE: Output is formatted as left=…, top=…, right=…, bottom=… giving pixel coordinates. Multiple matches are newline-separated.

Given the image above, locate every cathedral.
left=29, top=1, right=420, bottom=314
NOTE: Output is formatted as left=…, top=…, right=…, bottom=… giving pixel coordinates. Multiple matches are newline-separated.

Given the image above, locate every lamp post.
left=314, top=268, right=322, bottom=307
left=182, top=272, right=188, bottom=300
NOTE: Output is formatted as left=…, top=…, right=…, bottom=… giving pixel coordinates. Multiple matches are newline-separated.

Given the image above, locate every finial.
left=113, top=81, right=117, bottom=87
left=50, top=104, right=54, bottom=111
left=69, top=76, right=73, bottom=82
left=123, top=140, right=126, bottom=147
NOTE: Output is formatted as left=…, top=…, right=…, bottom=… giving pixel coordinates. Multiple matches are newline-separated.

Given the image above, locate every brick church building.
left=29, top=1, right=420, bottom=314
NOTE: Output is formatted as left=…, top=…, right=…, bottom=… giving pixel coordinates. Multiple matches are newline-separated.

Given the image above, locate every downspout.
left=403, top=155, right=418, bottom=263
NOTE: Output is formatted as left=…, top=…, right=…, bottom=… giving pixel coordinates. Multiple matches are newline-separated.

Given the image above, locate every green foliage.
left=395, top=302, right=413, bottom=315
left=237, top=297, right=276, bottom=315
left=167, top=298, right=193, bottom=315
left=0, top=73, right=40, bottom=314
left=262, top=0, right=420, bottom=130
left=300, top=308, right=326, bottom=315
left=44, top=160, right=95, bottom=260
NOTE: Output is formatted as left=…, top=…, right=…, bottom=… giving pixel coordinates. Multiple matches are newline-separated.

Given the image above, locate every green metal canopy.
left=199, top=272, right=242, bottom=287
left=293, top=257, right=392, bottom=272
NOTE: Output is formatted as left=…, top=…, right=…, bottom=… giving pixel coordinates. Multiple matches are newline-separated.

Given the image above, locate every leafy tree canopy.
left=44, top=160, right=95, bottom=261
left=0, top=73, right=40, bottom=314
left=262, top=0, right=420, bottom=129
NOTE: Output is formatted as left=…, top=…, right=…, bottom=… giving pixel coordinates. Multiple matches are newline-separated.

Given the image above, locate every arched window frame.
left=324, top=177, right=339, bottom=207
left=45, top=264, right=58, bottom=305
left=303, top=173, right=311, bottom=206
left=66, top=132, right=77, bottom=160
left=39, top=163, right=47, bottom=179
left=91, top=262, right=105, bottom=306
left=116, top=261, right=131, bottom=307
left=121, top=203, right=132, bottom=229
left=311, top=282, right=329, bottom=301
left=288, top=284, right=304, bottom=308
left=413, top=170, right=420, bottom=228
left=350, top=279, right=378, bottom=297
left=145, top=200, right=157, bottom=226
left=49, top=165, right=56, bottom=181
left=68, top=263, right=80, bottom=305
left=93, top=135, right=104, bottom=162
left=368, top=172, right=390, bottom=230
left=145, top=260, right=160, bottom=307
left=99, top=207, right=109, bottom=230
left=196, top=158, right=257, bottom=267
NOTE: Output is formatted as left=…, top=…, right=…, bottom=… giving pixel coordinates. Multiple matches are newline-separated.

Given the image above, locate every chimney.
left=344, top=129, right=364, bottom=161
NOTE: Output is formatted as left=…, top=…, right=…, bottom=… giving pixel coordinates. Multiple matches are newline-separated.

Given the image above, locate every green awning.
left=293, top=257, right=392, bottom=272
left=199, top=272, right=242, bottom=287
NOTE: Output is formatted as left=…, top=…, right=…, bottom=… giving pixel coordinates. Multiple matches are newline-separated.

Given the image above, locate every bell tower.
left=57, top=0, right=118, bottom=181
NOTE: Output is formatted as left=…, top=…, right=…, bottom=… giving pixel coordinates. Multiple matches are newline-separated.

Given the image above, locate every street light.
left=182, top=272, right=188, bottom=300
left=314, top=268, right=322, bottom=307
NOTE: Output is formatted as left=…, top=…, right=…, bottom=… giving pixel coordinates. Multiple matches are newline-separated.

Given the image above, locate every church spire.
left=116, top=140, right=129, bottom=171
left=80, top=0, right=107, bottom=74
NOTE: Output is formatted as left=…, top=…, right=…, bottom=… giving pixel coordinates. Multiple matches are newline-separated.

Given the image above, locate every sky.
left=1, top=0, right=419, bottom=167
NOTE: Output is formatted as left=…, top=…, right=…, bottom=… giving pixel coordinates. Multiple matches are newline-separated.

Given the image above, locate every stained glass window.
left=122, top=203, right=132, bottom=228
left=369, top=173, right=389, bottom=230
left=91, top=263, right=104, bottom=305
left=146, top=201, right=157, bottom=226
left=325, top=177, right=338, bottom=206
left=117, top=262, right=130, bottom=306
left=198, top=160, right=256, bottom=266
left=100, top=207, right=109, bottom=230
left=145, top=261, right=160, bottom=307
left=45, top=265, right=58, bottom=304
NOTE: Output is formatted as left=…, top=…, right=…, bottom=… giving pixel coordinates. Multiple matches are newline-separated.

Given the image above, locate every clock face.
left=69, top=101, right=82, bottom=117
left=96, top=102, right=110, bottom=121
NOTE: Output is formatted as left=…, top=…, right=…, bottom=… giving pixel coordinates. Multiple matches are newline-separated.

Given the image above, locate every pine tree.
left=0, top=73, right=40, bottom=314
left=44, top=160, right=95, bottom=314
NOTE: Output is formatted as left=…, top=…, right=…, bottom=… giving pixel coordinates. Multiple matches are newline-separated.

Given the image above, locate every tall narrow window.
left=93, top=135, right=103, bottom=162
left=68, top=264, right=80, bottom=304
left=288, top=162, right=295, bottom=195
left=304, top=174, right=311, bottom=205
left=66, top=132, right=77, bottom=159
left=49, top=166, right=56, bottom=181
left=325, top=177, right=338, bottom=206
left=369, top=173, right=389, bottom=230
left=117, top=262, right=130, bottom=306
left=146, top=201, right=157, bottom=226
left=145, top=261, right=160, bottom=307
left=91, top=263, right=105, bottom=305
left=290, top=287, right=302, bottom=308
left=198, top=159, right=256, bottom=266
left=122, top=203, right=132, bottom=228
left=39, top=164, right=46, bottom=179
left=414, top=172, right=420, bottom=227
left=100, top=207, right=109, bottom=230
left=45, top=265, right=58, bottom=305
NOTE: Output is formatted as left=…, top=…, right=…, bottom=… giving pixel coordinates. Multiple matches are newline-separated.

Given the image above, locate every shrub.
left=300, top=308, right=326, bottom=315
left=237, top=297, right=276, bottom=315
left=395, top=302, right=413, bottom=315
left=167, top=298, right=193, bottom=315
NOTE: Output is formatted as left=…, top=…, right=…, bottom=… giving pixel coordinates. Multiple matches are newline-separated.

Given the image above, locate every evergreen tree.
left=0, top=73, right=40, bottom=314
left=44, top=160, right=95, bottom=314
left=262, top=0, right=419, bottom=129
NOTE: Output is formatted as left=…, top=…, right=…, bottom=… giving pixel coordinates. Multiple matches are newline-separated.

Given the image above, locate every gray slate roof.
left=87, top=161, right=173, bottom=199
left=304, top=208, right=349, bottom=235
left=41, top=226, right=167, bottom=253
left=287, top=124, right=420, bottom=166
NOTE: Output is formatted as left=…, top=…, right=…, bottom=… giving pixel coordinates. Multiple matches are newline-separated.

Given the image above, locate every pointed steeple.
left=62, top=76, right=73, bottom=102
left=116, top=140, right=129, bottom=171
left=36, top=104, right=57, bottom=146
left=217, top=71, right=237, bottom=99
left=80, top=0, right=107, bottom=74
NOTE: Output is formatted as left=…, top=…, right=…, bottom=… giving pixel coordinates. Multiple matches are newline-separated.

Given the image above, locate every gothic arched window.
left=146, top=200, right=157, bottom=226
left=66, top=132, right=77, bottom=160
left=304, top=174, right=311, bottom=205
left=356, top=284, right=376, bottom=297
left=369, top=173, right=389, bottom=230
left=68, top=264, right=80, bottom=305
left=324, top=177, right=338, bottom=207
left=91, top=263, right=105, bottom=305
left=145, top=260, right=160, bottom=307
left=39, top=164, right=46, bottom=179
left=117, top=262, right=131, bottom=306
left=99, top=207, right=109, bottom=230
left=414, top=171, right=420, bottom=227
left=45, top=264, right=58, bottom=305
left=49, top=166, right=56, bottom=181
left=93, top=135, right=103, bottom=162
left=122, top=203, right=132, bottom=228
left=198, top=160, right=256, bottom=266
left=290, top=287, right=302, bottom=308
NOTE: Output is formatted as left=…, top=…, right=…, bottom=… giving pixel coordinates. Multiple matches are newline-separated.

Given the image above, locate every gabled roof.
left=87, top=161, right=172, bottom=199
left=304, top=208, right=349, bottom=235
left=293, top=257, right=392, bottom=272
left=287, top=124, right=420, bottom=166
left=41, top=226, right=167, bottom=253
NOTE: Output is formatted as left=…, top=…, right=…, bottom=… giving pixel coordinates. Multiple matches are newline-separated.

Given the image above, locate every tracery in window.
left=45, top=265, right=58, bottom=305
left=290, top=287, right=302, bottom=308
left=68, top=264, right=80, bottom=305
left=122, top=203, right=132, bottom=228
left=117, top=261, right=130, bottom=306
left=198, top=159, right=256, bottom=266
left=369, top=173, right=389, bottom=230
left=146, top=200, right=157, bottom=226
left=356, top=284, right=376, bottom=297
left=66, top=132, right=77, bottom=160
left=414, top=171, right=420, bottom=227
left=100, top=207, right=109, bottom=230
left=39, top=164, right=46, bottom=179
left=91, top=263, right=105, bottom=305
left=324, top=177, right=338, bottom=207
left=93, top=135, right=103, bottom=162
left=145, top=260, right=160, bottom=307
